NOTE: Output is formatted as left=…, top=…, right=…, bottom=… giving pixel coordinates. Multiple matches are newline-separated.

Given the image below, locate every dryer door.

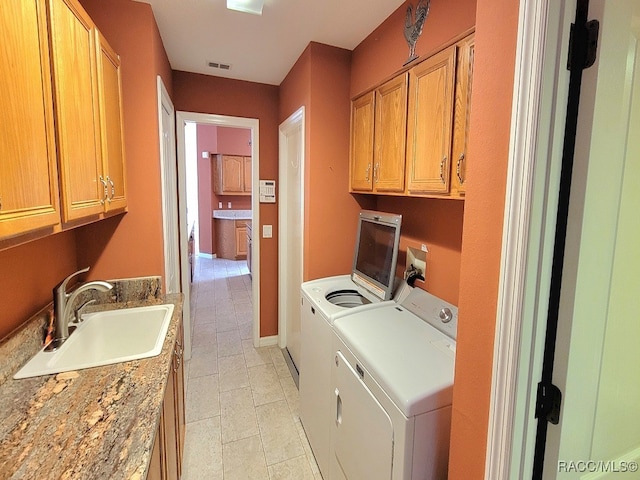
left=332, top=350, right=393, bottom=480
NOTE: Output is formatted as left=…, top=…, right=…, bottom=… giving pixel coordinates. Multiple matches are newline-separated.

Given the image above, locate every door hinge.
left=535, top=382, right=562, bottom=425
left=567, top=19, right=599, bottom=70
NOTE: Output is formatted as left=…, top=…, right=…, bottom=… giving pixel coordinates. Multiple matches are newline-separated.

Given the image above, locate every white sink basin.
left=14, top=304, right=175, bottom=379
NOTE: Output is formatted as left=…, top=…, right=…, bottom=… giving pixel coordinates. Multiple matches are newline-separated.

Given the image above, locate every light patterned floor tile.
left=218, top=353, right=249, bottom=392
left=183, top=258, right=318, bottom=480
left=222, top=435, right=269, bottom=480
left=220, top=386, right=260, bottom=444
left=186, top=374, right=220, bottom=422
left=181, top=417, right=223, bottom=480
left=217, top=329, right=243, bottom=357
left=256, top=400, right=305, bottom=466
left=268, top=455, right=315, bottom=480
left=188, top=347, right=218, bottom=378
left=243, top=340, right=272, bottom=367
left=248, top=363, right=285, bottom=406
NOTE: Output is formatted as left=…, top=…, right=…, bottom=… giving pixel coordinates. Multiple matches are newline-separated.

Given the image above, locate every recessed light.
left=227, top=0, right=264, bottom=15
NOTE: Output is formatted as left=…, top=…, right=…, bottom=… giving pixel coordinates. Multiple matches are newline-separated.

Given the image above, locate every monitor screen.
left=352, top=211, right=402, bottom=300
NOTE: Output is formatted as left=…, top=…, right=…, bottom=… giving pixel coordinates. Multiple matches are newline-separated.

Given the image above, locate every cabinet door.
left=147, top=427, right=163, bottom=480
left=374, top=74, right=408, bottom=193
left=0, top=0, right=60, bottom=239
left=49, top=0, right=104, bottom=221
left=235, top=224, right=247, bottom=257
left=174, top=328, right=186, bottom=478
left=243, top=156, right=252, bottom=193
left=451, top=35, right=475, bottom=196
left=161, top=358, right=179, bottom=480
left=221, top=155, right=244, bottom=193
left=349, top=92, right=375, bottom=192
left=406, top=46, right=456, bottom=194
left=96, top=31, right=127, bottom=212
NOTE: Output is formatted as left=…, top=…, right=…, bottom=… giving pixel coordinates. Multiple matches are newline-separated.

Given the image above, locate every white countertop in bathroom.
left=213, top=209, right=252, bottom=220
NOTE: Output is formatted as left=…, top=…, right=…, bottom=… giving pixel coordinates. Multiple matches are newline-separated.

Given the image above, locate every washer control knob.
left=439, top=307, right=453, bottom=323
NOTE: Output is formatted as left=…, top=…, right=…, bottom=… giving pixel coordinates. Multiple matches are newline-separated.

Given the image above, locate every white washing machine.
left=299, top=275, right=398, bottom=479
left=330, top=287, right=458, bottom=480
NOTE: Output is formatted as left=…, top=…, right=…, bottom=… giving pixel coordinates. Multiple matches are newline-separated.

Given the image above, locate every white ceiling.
left=135, top=0, right=405, bottom=85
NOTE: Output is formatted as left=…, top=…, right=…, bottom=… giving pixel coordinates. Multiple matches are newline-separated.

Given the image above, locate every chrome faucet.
left=49, top=267, right=113, bottom=350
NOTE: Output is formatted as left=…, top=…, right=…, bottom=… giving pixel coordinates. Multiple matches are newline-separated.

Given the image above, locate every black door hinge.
left=535, top=382, right=562, bottom=425
left=567, top=19, right=599, bottom=70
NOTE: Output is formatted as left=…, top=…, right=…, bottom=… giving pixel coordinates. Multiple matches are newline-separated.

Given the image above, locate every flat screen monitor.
left=351, top=210, right=402, bottom=301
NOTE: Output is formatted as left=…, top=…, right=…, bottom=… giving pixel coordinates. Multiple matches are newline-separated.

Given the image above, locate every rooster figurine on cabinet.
left=404, top=0, right=430, bottom=65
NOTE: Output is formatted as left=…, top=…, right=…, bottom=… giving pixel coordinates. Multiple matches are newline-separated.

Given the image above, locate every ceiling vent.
left=207, top=61, right=231, bottom=70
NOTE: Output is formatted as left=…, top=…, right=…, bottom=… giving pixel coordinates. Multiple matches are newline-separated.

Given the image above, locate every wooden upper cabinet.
left=0, top=0, right=61, bottom=240
left=48, top=0, right=104, bottom=222
left=349, top=91, right=375, bottom=192
left=96, top=30, right=127, bottom=212
left=213, top=155, right=251, bottom=195
left=374, top=74, right=408, bottom=193
left=451, top=35, right=475, bottom=196
left=243, top=156, right=252, bottom=193
left=349, top=74, right=408, bottom=194
left=406, top=46, right=456, bottom=195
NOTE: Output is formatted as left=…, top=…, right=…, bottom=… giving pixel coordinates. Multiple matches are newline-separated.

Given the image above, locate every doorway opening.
left=176, top=112, right=261, bottom=357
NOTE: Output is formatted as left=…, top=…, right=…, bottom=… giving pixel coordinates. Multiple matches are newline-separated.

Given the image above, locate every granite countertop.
left=212, top=209, right=252, bottom=220
left=0, top=279, right=182, bottom=480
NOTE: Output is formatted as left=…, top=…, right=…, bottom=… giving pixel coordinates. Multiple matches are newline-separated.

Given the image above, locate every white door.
left=542, top=1, right=640, bottom=476
left=278, top=107, right=305, bottom=369
left=158, top=79, right=180, bottom=294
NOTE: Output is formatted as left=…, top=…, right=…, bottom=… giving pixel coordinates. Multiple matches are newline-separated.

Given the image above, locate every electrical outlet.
left=218, top=202, right=222, bottom=209
left=227, top=202, right=232, bottom=209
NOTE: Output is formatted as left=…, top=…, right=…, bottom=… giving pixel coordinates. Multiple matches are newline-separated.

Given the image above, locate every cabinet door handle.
left=335, top=388, right=342, bottom=426
left=374, top=162, right=380, bottom=182
left=365, top=163, right=371, bottom=182
left=439, top=156, right=447, bottom=184
left=456, top=153, right=465, bottom=184
left=107, top=176, right=115, bottom=201
left=99, top=176, right=108, bottom=204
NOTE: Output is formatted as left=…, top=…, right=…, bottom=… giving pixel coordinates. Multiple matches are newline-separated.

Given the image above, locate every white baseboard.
left=198, top=253, right=214, bottom=259
left=259, top=335, right=278, bottom=347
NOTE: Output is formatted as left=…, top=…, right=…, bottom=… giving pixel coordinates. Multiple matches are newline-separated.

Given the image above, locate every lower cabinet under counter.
left=148, top=324, right=185, bottom=480
left=215, top=218, right=251, bottom=260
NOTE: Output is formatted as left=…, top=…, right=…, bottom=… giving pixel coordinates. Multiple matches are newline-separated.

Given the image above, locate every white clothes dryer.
left=299, top=275, right=397, bottom=479
left=330, top=287, right=458, bottom=480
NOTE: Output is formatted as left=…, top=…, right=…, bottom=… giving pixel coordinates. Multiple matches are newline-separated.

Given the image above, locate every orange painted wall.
left=377, top=197, right=464, bottom=306
left=350, top=0, right=477, bottom=97
left=279, top=43, right=368, bottom=281
left=448, top=0, right=519, bottom=476
left=217, top=127, right=252, bottom=155
left=76, top=0, right=172, bottom=283
left=196, top=124, right=217, bottom=254
left=172, top=72, right=279, bottom=336
left=0, top=232, right=77, bottom=340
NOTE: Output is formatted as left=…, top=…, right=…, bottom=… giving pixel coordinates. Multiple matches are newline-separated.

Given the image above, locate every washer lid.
left=333, top=304, right=456, bottom=417
left=301, top=275, right=390, bottom=322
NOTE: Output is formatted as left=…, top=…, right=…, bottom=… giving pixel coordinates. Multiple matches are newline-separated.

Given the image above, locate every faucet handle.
left=73, top=299, right=97, bottom=324
left=55, top=267, right=91, bottom=295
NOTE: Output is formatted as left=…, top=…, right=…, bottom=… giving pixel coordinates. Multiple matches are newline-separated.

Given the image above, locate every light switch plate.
left=263, top=225, right=273, bottom=238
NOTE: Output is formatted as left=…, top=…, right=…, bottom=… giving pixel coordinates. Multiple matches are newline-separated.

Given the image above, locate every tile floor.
left=182, top=256, right=321, bottom=480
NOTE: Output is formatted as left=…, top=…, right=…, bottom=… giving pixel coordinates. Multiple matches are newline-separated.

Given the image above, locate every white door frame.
left=485, top=0, right=576, bottom=477
left=277, top=107, right=305, bottom=352
left=175, top=111, right=261, bottom=351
